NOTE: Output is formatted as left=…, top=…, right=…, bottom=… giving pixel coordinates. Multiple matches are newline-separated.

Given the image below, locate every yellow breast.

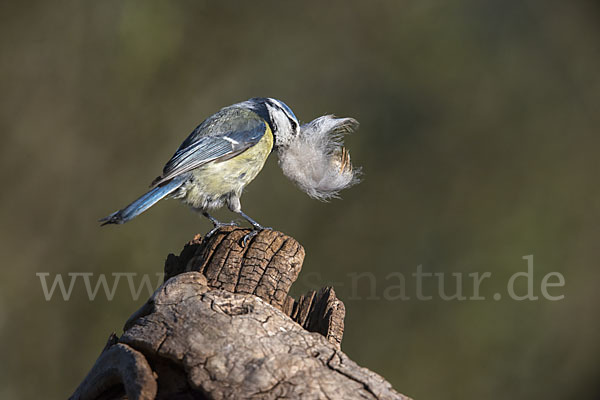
left=182, top=124, right=273, bottom=209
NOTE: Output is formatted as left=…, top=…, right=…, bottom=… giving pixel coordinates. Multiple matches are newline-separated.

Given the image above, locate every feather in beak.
left=276, top=115, right=362, bottom=201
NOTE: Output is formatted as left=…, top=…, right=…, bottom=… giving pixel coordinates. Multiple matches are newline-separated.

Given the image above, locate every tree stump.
left=70, top=227, right=410, bottom=400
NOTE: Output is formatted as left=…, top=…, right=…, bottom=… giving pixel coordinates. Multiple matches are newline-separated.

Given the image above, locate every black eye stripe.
left=261, top=98, right=298, bottom=135
left=267, top=98, right=297, bottom=125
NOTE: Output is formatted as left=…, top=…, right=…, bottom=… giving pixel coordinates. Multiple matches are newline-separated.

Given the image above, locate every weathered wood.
left=164, top=227, right=305, bottom=310
left=285, top=286, right=346, bottom=350
left=71, top=228, right=410, bottom=400
left=164, top=227, right=346, bottom=348
left=70, top=334, right=157, bottom=400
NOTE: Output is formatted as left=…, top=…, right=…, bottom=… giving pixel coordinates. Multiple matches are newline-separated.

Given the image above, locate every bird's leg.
left=227, top=196, right=270, bottom=246
left=235, top=209, right=272, bottom=247
left=235, top=209, right=270, bottom=230
left=197, top=209, right=238, bottom=238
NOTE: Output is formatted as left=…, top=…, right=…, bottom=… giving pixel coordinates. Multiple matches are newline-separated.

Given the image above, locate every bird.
left=100, top=98, right=301, bottom=244
left=100, top=97, right=361, bottom=245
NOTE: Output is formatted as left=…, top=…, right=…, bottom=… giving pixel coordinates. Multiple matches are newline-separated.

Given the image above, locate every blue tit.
left=100, top=97, right=300, bottom=242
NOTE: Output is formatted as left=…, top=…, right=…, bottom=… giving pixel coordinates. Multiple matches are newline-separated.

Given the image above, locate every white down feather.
left=276, top=115, right=361, bottom=201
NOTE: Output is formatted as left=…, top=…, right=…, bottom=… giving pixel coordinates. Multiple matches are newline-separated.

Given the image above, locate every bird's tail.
left=99, top=177, right=185, bottom=226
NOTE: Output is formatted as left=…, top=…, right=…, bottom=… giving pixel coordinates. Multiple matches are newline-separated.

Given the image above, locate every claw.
left=241, top=230, right=259, bottom=247
left=240, top=226, right=271, bottom=247
left=200, top=210, right=240, bottom=239
left=205, top=220, right=239, bottom=239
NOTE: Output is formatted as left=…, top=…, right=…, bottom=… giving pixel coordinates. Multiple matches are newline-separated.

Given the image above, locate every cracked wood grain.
left=164, top=227, right=345, bottom=348
left=71, top=228, right=410, bottom=400
left=164, top=227, right=304, bottom=310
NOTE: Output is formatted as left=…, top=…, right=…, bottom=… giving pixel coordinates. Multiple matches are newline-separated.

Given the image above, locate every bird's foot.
left=241, top=225, right=272, bottom=247
left=206, top=221, right=239, bottom=238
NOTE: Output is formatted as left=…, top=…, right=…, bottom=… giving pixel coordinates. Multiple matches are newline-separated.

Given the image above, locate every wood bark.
left=70, top=227, right=410, bottom=400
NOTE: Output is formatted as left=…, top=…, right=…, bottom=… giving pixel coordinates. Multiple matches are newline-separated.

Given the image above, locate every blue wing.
left=152, top=109, right=267, bottom=187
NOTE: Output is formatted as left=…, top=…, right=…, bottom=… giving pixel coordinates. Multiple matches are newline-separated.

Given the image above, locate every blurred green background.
left=1, top=0, right=599, bottom=399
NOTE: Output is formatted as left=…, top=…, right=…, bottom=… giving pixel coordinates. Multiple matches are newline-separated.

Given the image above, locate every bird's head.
left=240, top=97, right=300, bottom=149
